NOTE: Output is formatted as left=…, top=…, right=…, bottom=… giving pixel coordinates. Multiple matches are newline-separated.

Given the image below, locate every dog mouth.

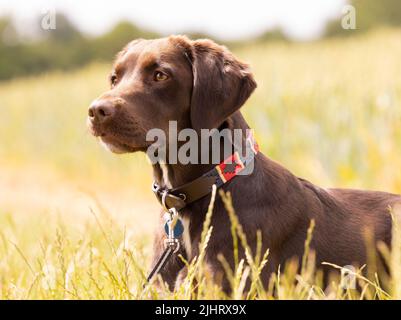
left=99, top=135, right=136, bottom=153
left=88, top=124, right=106, bottom=138
left=87, top=120, right=144, bottom=153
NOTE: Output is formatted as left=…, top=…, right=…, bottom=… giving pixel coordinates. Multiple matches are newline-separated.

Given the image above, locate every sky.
left=0, top=0, right=347, bottom=40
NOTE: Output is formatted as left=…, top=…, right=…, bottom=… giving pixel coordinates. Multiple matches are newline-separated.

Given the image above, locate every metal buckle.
left=161, top=190, right=186, bottom=211
left=152, top=181, right=187, bottom=211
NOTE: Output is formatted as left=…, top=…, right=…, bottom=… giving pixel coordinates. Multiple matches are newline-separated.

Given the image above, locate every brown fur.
left=88, top=36, right=401, bottom=292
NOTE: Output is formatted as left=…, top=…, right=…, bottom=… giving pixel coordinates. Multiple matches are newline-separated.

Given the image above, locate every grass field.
left=1, top=28, right=401, bottom=299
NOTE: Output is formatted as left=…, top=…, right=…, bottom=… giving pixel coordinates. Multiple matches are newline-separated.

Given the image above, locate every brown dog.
left=88, top=36, right=401, bottom=292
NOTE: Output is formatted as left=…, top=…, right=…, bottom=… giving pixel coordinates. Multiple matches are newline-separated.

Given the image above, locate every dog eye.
left=110, top=74, right=118, bottom=87
left=154, top=71, right=168, bottom=82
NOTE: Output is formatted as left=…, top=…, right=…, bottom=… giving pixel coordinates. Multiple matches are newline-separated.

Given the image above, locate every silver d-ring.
left=161, top=190, right=170, bottom=212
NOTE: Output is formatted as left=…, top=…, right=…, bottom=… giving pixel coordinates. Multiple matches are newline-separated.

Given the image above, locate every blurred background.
left=0, top=0, right=401, bottom=298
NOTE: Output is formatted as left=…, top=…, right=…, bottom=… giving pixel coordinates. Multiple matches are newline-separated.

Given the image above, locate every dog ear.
left=190, top=39, right=257, bottom=131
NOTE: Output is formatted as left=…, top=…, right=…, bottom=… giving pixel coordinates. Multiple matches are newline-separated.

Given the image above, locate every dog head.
left=88, top=36, right=256, bottom=153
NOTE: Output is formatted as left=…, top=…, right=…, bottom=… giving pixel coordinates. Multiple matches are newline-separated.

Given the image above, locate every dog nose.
left=88, top=100, right=115, bottom=122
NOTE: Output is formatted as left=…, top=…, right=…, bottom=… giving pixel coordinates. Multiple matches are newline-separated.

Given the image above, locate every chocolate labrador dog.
left=88, top=35, right=401, bottom=292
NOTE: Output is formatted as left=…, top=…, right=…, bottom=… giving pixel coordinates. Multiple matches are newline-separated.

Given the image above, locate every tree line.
left=1, top=0, right=400, bottom=81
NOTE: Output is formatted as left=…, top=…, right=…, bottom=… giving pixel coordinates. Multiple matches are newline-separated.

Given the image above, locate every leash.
left=146, top=207, right=181, bottom=282
left=146, top=131, right=259, bottom=283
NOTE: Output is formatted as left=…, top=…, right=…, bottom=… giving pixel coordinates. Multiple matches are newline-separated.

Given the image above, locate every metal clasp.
left=163, top=207, right=180, bottom=253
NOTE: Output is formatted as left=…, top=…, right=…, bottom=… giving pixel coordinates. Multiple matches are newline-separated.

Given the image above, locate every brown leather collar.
left=152, top=132, right=259, bottom=211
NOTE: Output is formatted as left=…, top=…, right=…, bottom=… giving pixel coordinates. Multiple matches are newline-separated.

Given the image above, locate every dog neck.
left=151, top=111, right=250, bottom=189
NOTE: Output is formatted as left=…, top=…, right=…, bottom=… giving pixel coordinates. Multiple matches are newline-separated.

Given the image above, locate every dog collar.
left=151, top=131, right=259, bottom=212
left=147, top=132, right=259, bottom=283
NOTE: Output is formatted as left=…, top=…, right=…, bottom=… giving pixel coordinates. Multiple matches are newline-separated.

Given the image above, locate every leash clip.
left=163, top=207, right=180, bottom=253
left=164, top=238, right=180, bottom=253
